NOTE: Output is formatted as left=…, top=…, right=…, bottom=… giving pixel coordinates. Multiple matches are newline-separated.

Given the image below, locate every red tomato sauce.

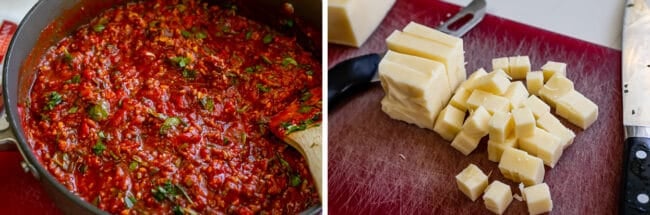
left=20, top=0, right=321, bottom=214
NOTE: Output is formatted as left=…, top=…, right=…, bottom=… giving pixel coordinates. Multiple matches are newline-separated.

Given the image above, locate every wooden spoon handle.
left=286, top=125, right=322, bottom=197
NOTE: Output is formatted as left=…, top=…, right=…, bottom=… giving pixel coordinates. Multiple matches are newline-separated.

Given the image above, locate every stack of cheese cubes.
left=378, top=22, right=466, bottom=130
left=447, top=56, right=598, bottom=214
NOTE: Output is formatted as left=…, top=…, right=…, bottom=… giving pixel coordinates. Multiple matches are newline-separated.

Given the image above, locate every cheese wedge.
left=456, top=164, right=489, bottom=202
left=498, top=148, right=545, bottom=186
left=328, top=0, right=396, bottom=47
left=555, top=90, right=598, bottom=129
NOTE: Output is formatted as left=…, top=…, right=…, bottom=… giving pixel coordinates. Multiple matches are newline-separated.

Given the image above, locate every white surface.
left=0, top=0, right=37, bottom=23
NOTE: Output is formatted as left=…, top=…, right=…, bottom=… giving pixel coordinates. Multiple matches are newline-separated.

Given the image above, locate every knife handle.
left=327, top=54, right=380, bottom=105
left=621, top=137, right=650, bottom=214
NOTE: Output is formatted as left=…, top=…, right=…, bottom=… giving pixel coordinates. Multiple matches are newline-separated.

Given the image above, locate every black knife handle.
left=327, top=54, right=381, bottom=105
left=621, top=137, right=650, bottom=215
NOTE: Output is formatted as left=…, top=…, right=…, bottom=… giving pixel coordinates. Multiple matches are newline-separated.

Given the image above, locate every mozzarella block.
left=508, top=56, right=530, bottom=80
left=487, top=136, right=518, bottom=162
left=381, top=97, right=437, bottom=129
left=379, top=60, right=433, bottom=98
left=462, top=106, right=492, bottom=138
left=512, top=107, right=536, bottom=137
left=526, top=71, right=544, bottom=95
left=451, top=130, right=483, bottom=156
left=476, top=69, right=511, bottom=95
left=519, top=128, right=564, bottom=168
left=521, top=95, right=550, bottom=119
left=498, top=148, right=545, bottom=186
left=492, top=57, right=510, bottom=75
left=466, top=90, right=510, bottom=114
left=382, top=51, right=452, bottom=102
left=434, top=105, right=466, bottom=141
left=541, top=61, right=567, bottom=82
left=524, top=183, right=553, bottom=215
left=483, top=181, right=513, bottom=215
left=489, top=111, right=514, bottom=143
left=456, top=164, right=489, bottom=201
left=460, top=68, right=488, bottom=91
left=403, top=21, right=463, bottom=50
left=328, top=0, right=396, bottom=47
left=450, top=87, right=472, bottom=111
left=538, top=74, right=574, bottom=107
left=386, top=30, right=460, bottom=89
left=537, top=112, right=576, bottom=149
left=555, top=90, right=598, bottom=129
left=503, top=81, right=529, bottom=109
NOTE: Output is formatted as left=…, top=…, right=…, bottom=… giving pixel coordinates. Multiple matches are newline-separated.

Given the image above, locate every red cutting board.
left=328, top=0, right=622, bottom=214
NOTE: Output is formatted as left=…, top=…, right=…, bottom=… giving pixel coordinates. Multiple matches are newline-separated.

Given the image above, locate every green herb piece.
left=283, top=19, right=294, bottom=28
left=92, top=140, right=106, bottom=155
left=289, top=174, right=302, bottom=187
left=151, top=180, right=177, bottom=202
left=278, top=156, right=290, bottom=169
left=240, top=133, right=247, bottom=144
left=262, top=34, right=273, bottom=44
left=93, top=24, right=105, bottom=32
left=298, top=105, right=313, bottom=113
left=282, top=57, right=298, bottom=67
left=67, top=74, right=81, bottom=84
left=200, top=97, right=214, bottom=112
left=283, top=122, right=307, bottom=135
left=261, top=55, right=272, bottom=64
left=182, top=69, right=196, bottom=79
left=172, top=206, right=184, bottom=215
left=148, top=21, right=159, bottom=28
left=92, top=196, right=101, bottom=206
left=45, top=92, right=63, bottom=110
left=88, top=103, right=109, bottom=121
left=305, top=70, right=314, bottom=76
left=63, top=49, right=73, bottom=63
left=300, top=91, right=312, bottom=102
left=245, top=31, right=253, bottom=40
left=195, top=31, right=207, bottom=39
left=175, top=184, right=194, bottom=204
left=98, top=131, right=106, bottom=139
left=160, top=117, right=182, bottom=134
left=244, top=66, right=255, bottom=73
left=170, top=56, right=190, bottom=68
left=52, top=152, right=71, bottom=171
left=181, top=30, right=192, bottom=38
left=128, top=161, right=139, bottom=171
left=256, top=84, right=270, bottom=93
left=223, top=137, right=230, bottom=145
left=125, top=192, right=136, bottom=209
left=78, top=164, right=88, bottom=174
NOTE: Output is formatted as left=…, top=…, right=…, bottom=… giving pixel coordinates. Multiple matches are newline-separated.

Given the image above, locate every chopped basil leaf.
left=88, top=103, right=109, bottom=121
left=245, top=31, right=253, bottom=40
left=65, top=74, right=81, bottom=84
left=195, top=31, right=207, bottom=39
left=181, top=30, right=192, bottom=38
left=63, top=49, right=74, bottom=63
left=125, top=192, right=136, bottom=209
left=305, top=70, right=314, bottom=76
left=285, top=123, right=307, bottom=134
left=151, top=180, right=177, bottom=202
left=200, top=97, right=214, bottom=112
left=182, top=69, right=196, bottom=79
left=300, top=91, right=312, bottom=102
left=262, top=34, right=273, bottom=44
left=256, top=84, right=270, bottom=93
left=289, top=174, right=302, bottom=187
left=298, top=105, right=313, bottom=113
left=278, top=156, right=290, bottom=169
left=223, top=137, right=230, bottom=145
left=260, top=55, right=272, bottom=64
left=78, top=164, right=88, bottom=174
left=170, top=56, right=190, bottom=68
left=244, top=66, right=255, bottom=73
left=46, top=92, right=63, bottom=110
left=92, top=140, right=106, bottom=155
left=93, top=24, right=105, bottom=32
left=128, top=161, right=138, bottom=171
left=283, top=19, right=294, bottom=28
left=282, top=57, right=298, bottom=67
left=160, top=117, right=182, bottom=134
left=172, top=206, right=184, bottom=215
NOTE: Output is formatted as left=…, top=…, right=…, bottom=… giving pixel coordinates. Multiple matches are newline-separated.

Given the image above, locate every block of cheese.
left=451, top=130, right=484, bottom=156
left=460, top=68, right=488, bottom=91
left=489, top=111, right=514, bottom=143
left=378, top=60, right=434, bottom=98
left=538, top=74, right=574, bottom=107
left=487, top=136, right=518, bottom=162
left=512, top=107, right=536, bottom=137
left=483, top=180, right=513, bottom=215
left=526, top=71, right=544, bottom=95
left=508, top=56, right=530, bottom=80
left=434, top=105, right=466, bottom=141
left=462, top=106, right=492, bottom=138
left=524, top=183, right=553, bottom=215
left=537, top=112, right=576, bottom=149
left=466, top=90, right=510, bottom=114
left=555, top=90, right=598, bottom=129
left=476, top=69, right=512, bottom=95
left=519, top=128, right=564, bottom=168
left=381, top=97, right=436, bottom=129
left=492, top=57, right=510, bottom=75
left=386, top=30, right=461, bottom=90
left=450, top=87, right=472, bottom=111
left=521, top=95, right=550, bottom=119
left=498, top=148, right=545, bottom=186
left=382, top=51, right=452, bottom=102
left=328, top=0, right=396, bottom=47
left=541, top=61, right=567, bottom=82
left=502, top=81, right=529, bottom=109
left=456, top=164, right=489, bottom=201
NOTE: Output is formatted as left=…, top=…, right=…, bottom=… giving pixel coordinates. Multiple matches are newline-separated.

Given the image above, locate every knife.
left=327, top=0, right=486, bottom=106
left=622, top=0, right=650, bottom=214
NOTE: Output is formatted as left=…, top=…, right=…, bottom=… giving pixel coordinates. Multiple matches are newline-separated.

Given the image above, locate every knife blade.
left=327, top=0, right=486, bottom=106
left=621, top=0, right=650, bottom=214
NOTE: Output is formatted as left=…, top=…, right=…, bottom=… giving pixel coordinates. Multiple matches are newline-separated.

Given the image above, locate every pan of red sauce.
left=1, top=0, right=322, bottom=214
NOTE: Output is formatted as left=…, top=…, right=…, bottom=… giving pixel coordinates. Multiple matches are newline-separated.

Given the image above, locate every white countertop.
left=0, top=0, right=625, bottom=50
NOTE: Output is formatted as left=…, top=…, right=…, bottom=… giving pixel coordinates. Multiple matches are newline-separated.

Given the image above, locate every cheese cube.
left=460, top=68, right=488, bottom=91
left=476, top=69, right=512, bottom=95
left=466, top=90, right=510, bottom=114
left=483, top=181, right=513, bottom=215
left=455, top=164, right=489, bottom=201
left=328, top=0, right=396, bottom=47
left=537, top=112, right=576, bottom=149
left=538, top=74, right=574, bottom=107
left=555, top=90, right=598, bottom=129
left=382, top=51, right=452, bottom=102
left=519, top=128, right=564, bottom=168
left=492, top=57, right=509, bottom=75
left=498, top=148, right=545, bottom=186
left=451, top=130, right=484, bottom=156
left=381, top=97, right=436, bottom=129
left=512, top=107, right=536, bottom=137
left=541, top=61, right=567, bottom=82
left=489, top=111, right=514, bottom=143
left=434, top=105, right=466, bottom=141
left=450, top=87, right=472, bottom=111
left=521, top=95, right=550, bottom=119
left=508, top=56, right=530, bottom=80
left=502, top=81, right=529, bottom=108
left=524, top=183, right=553, bottom=215
left=526, top=71, right=544, bottom=95
left=462, top=106, right=492, bottom=138
left=386, top=30, right=460, bottom=89
left=487, top=136, right=518, bottom=162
